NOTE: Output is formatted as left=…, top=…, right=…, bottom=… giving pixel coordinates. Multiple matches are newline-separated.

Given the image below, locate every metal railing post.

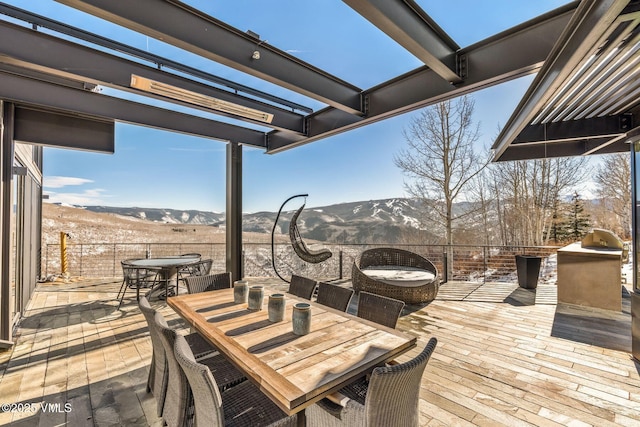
left=442, top=245, right=448, bottom=283
left=483, top=246, right=487, bottom=284
left=339, top=250, right=343, bottom=280
left=242, top=250, right=245, bottom=278
left=45, top=244, right=49, bottom=277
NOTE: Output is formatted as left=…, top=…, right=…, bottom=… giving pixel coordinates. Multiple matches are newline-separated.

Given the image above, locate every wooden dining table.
left=167, top=287, right=416, bottom=415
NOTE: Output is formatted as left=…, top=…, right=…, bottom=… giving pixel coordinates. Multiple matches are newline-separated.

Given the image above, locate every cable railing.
left=42, top=242, right=561, bottom=284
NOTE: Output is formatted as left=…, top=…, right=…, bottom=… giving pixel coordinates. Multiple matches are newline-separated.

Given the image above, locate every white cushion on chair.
left=361, top=266, right=436, bottom=287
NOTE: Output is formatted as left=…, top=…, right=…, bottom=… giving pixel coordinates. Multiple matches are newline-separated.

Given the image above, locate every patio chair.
left=155, top=312, right=246, bottom=427
left=174, top=334, right=297, bottom=427
left=316, top=282, right=354, bottom=312
left=356, top=292, right=405, bottom=329
left=117, top=260, right=158, bottom=309
left=178, top=258, right=213, bottom=290
left=139, top=296, right=164, bottom=406
left=139, top=296, right=225, bottom=417
left=185, top=272, right=232, bottom=294
left=352, top=247, right=439, bottom=304
left=306, top=337, right=438, bottom=427
left=271, top=194, right=332, bottom=283
left=288, top=274, right=318, bottom=300
left=289, top=203, right=332, bottom=264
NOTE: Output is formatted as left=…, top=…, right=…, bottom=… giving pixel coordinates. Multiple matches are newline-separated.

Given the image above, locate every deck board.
left=0, top=278, right=638, bottom=426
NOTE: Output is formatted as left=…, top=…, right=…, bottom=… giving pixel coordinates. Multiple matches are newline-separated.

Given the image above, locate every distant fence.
left=42, top=242, right=560, bottom=284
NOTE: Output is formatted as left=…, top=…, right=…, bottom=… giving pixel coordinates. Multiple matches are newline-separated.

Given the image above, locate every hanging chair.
left=271, top=194, right=332, bottom=282
left=289, top=204, right=332, bottom=264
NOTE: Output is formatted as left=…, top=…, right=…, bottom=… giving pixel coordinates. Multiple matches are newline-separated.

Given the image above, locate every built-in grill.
left=580, top=228, right=629, bottom=263
left=557, top=229, right=625, bottom=311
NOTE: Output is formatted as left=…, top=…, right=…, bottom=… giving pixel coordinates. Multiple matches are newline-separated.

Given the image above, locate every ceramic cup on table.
left=268, top=293, right=286, bottom=322
left=247, top=286, right=264, bottom=310
left=292, top=302, right=311, bottom=335
left=233, top=280, right=249, bottom=304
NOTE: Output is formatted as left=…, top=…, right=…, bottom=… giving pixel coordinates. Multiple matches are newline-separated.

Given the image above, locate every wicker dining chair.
left=174, top=334, right=298, bottom=427
left=316, top=282, right=354, bottom=312
left=138, top=296, right=166, bottom=416
left=138, top=296, right=220, bottom=417
left=356, top=292, right=405, bottom=329
left=155, top=312, right=246, bottom=427
left=288, top=274, right=318, bottom=300
left=306, top=337, right=438, bottom=427
left=185, top=272, right=232, bottom=294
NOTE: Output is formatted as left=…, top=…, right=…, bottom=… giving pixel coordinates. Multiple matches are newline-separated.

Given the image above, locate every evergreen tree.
left=568, top=191, right=591, bottom=240
left=548, top=197, right=571, bottom=243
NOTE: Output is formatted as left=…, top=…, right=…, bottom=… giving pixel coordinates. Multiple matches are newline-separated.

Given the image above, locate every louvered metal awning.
left=492, top=0, right=640, bottom=161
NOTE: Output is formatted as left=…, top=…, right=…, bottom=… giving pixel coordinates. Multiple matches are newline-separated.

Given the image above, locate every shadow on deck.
left=0, top=277, right=638, bottom=426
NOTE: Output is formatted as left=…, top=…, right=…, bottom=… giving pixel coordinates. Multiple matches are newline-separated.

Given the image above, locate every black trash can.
left=515, top=255, right=542, bottom=289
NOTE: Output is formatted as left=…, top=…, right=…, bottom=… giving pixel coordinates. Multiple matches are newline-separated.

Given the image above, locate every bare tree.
left=394, top=96, right=488, bottom=277
left=491, top=157, right=590, bottom=246
left=594, top=152, right=631, bottom=239
left=470, top=168, right=502, bottom=246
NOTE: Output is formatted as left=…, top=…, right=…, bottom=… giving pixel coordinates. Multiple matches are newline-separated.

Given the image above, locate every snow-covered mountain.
left=84, top=205, right=225, bottom=225
left=80, top=198, right=426, bottom=244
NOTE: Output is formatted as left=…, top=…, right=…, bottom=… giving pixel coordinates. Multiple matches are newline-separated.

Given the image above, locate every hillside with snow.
left=76, top=198, right=428, bottom=244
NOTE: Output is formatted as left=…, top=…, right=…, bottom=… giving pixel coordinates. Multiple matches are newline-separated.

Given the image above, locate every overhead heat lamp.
left=130, top=74, right=274, bottom=124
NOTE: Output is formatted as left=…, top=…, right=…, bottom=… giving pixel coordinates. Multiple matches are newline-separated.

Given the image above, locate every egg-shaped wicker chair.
left=352, top=247, right=439, bottom=304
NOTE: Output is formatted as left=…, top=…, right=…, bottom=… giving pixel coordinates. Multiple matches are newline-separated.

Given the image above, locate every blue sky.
left=8, top=1, right=575, bottom=212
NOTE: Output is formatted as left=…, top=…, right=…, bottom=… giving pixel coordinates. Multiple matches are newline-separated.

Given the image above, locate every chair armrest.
left=307, top=396, right=365, bottom=425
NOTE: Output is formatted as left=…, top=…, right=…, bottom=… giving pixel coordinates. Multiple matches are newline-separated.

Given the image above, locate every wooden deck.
left=1, top=278, right=639, bottom=426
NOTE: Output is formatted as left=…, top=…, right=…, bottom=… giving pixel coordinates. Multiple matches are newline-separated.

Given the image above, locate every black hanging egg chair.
left=271, top=194, right=332, bottom=282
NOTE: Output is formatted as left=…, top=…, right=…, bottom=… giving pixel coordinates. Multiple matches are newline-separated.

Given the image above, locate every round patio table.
left=128, top=256, right=200, bottom=300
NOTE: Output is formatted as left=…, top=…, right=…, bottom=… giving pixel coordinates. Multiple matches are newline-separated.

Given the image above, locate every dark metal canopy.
left=0, top=0, right=580, bottom=154
left=493, top=0, right=640, bottom=161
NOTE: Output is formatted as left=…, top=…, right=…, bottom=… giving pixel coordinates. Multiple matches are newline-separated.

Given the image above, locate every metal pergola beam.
left=0, top=21, right=305, bottom=134
left=0, top=69, right=267, bottom=147
left=513, top=115, right=631, bottom=143
left=492, top=0, right=630, bottom=161
left=14, top=107, right=115, bottom=153
left=501, top=116, right=637, bottom=160
left=55, top=0, right=364, bottom=115
left=0, top=2, right=313, bottom=114
left=496, top=137, right=629, bottom=161
left=266, top=2, right=578, bottom=153
left=343, top=0, right=461, bottom=83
